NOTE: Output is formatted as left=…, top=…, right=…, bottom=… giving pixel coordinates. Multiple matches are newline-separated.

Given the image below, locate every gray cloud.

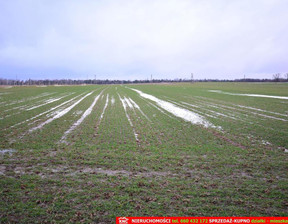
left=0, top=0, right=288, bottom=80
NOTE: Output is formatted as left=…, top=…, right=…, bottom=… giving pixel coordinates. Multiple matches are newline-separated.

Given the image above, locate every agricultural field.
left=0, top=82, right=287, bottom=223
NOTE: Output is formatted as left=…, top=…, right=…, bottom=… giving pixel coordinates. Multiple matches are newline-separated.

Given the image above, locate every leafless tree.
left=273, top=73, right=281, bottom=82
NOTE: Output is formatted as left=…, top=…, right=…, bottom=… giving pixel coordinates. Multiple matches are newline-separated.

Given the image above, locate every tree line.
left=0, top=74, right=287, bottom=86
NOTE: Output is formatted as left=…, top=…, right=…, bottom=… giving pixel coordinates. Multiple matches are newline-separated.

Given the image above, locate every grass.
left=0, top=82, right=287, bottom=223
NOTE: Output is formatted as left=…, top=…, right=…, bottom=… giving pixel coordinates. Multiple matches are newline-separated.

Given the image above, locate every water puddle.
left=60, top=91, right=103, bottom=143
left=209, top=90, right=288, bottom=100
left=111, top=96, right=115, bottom=105
left=130, top=88, right=215, bottom=128
left=118, top=94, right=139, bottom=141
left=30, top=91, right=94, bottom=132
left=0, top=149, right=16, bottom=155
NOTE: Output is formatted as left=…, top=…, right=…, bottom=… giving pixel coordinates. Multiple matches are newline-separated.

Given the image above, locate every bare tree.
left=273, top=73, right=281, bottom=82
left=285, top=73, right=288, bottom=80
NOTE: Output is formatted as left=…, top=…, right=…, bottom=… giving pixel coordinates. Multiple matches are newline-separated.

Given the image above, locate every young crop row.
left=1, top=84, right=287, bottom=151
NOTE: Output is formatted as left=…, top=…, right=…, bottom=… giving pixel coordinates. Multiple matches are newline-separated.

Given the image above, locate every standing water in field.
left=100, top=94, right=109, bottom=120
left=29, top=91, right=94, bottom=132
left=118, top=94, right=139, bottom=141
left=128, top=97, right=151, bottom=121
left=208, top=90, right=288, bottom=100
left=111, top=96, right=115, bottom=105
left=59, top=92, right=103, bottom=143
left=130, top=88, right=215, bottom=128
left=0, top=149, right=16, bottom=155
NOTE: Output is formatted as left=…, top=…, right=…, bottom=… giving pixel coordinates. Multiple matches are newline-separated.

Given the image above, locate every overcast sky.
left=0, top=0, right=288, bottom=80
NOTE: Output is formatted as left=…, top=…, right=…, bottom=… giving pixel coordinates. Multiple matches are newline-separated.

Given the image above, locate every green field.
left=0, top=82, right=287, bottom=223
